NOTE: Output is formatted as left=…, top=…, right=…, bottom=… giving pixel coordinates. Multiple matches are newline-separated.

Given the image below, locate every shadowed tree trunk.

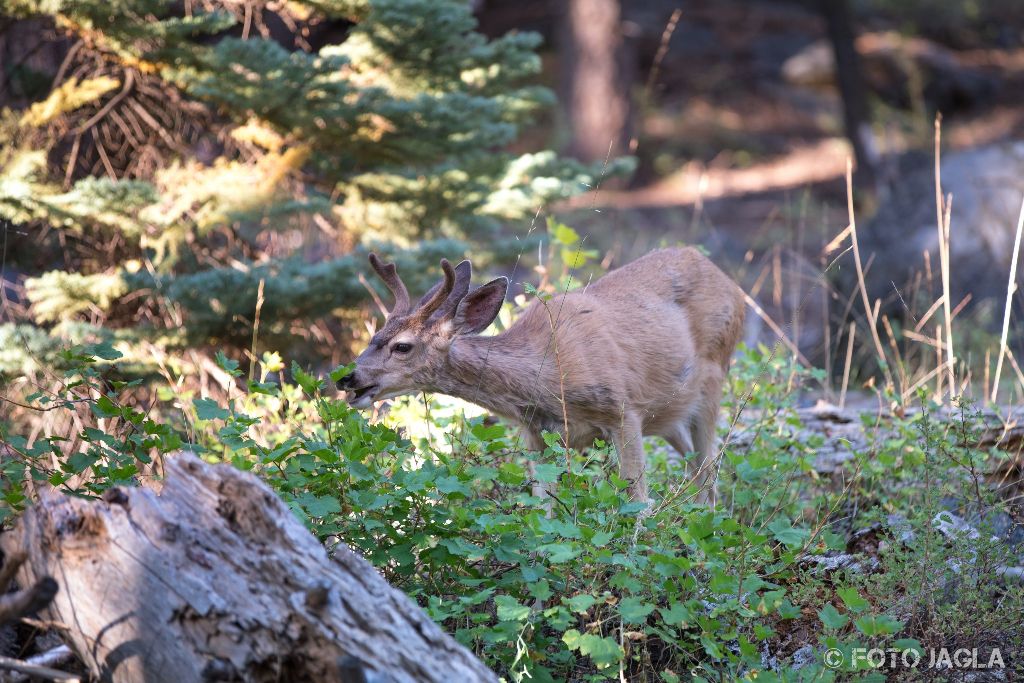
left=0, top=453, right=497, bottom=683
left=818, top=0, right=878, bottom=190
left=562, top=0, right=632, bottom=164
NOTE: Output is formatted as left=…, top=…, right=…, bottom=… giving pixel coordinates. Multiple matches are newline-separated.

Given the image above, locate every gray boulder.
left=861, top=142, right=1024, bottom=320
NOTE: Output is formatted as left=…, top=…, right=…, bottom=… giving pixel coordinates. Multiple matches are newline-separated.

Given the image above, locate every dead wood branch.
left=0, top=551, right=58, bottom=626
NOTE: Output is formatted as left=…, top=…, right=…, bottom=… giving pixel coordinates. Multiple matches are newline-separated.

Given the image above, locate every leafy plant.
left=2, top=341, right=1021, bottom=681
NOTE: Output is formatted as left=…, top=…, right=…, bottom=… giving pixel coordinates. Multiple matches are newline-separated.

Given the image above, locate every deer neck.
left=434, top=332, right=556, bottom=426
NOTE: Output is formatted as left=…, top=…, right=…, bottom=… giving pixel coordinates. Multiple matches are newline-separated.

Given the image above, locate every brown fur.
left=340, top=247, right=745, bottom=504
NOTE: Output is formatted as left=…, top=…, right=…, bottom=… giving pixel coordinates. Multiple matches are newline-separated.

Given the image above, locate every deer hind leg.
left=615, top=413, right=648, bottom=503
left=663, top=426, right=695, bottom=485
left=689, top=367, right=726, bottom=506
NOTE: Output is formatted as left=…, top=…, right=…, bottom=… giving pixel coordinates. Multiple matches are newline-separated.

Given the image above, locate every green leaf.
left=619, top=596, right=655, bottom=623
left=818, top=603, right=849, bottom=630
left=854, top=614, right=903, bottom=636
left=215, top=350, right=242, bottom=377
left=528, top=580, right=552, bottom=602
left=538, top=542, right=580, bottom=563
left=561, top=247, right=588, bottom=269
left=618, top=501, right=649, bottom=515
left=497, top=462, right=526, bottom=485
left=495, top=595, right=531, bottom=622
left=767, top=518, right=809, bottom=547
left=329, top=362, right=355, bottom=384
left=548, top=218, right=580, bottom=246
left=90, top=395, right=121, bottom=418
left=659, top=601, right=693, bottom=626
left=709, top=570, right=739, bottom=595
left=541, top=431, right=562, bottom=447
left=435, top=475, right=471, bottom=497
left=532, top=463, right=564, bottom=483
left=565, top=594, right=598, bottom=613
left=83, top=341, right=122, bottom=361
left=295, top=493, right=341, bottom=519
left=687, top=511, right=716, bottom=540
left=701, top=634, right=724, bottom=659
left=776, top=600, right=801, bottom=619
left=470, top=423, right=505, bottom=442
left=563, top=630, right=622, bottom=668
left=837, top=587, right=870, bottom=613
left=291, top=361, right=323, bottom=395
left=193, top=398, right=229, bottom=421
left=66, top=451, right=98, bottom=474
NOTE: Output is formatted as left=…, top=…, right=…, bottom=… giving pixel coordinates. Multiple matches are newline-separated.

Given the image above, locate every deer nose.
left=337, top=372, right=357, bottom=390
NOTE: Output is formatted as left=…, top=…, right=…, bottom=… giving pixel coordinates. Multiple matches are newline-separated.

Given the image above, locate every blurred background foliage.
left=4, top=0, right=1024, bottom=400
left=0, top=0, right=626, bottom=380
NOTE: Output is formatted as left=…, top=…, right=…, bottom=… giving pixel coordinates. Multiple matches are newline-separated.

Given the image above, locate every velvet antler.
left=416, top=260, right=472, bottom=322
left=414, top=258, right=456, bottom=320
left=368, top=253, right=411, bottom=317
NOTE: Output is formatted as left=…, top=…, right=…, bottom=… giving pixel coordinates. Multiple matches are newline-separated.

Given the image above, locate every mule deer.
left=338, top=248, right=745, bottom=504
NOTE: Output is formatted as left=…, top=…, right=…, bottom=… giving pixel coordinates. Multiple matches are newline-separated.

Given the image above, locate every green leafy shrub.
left=2, top=343, right=1021, bottom=681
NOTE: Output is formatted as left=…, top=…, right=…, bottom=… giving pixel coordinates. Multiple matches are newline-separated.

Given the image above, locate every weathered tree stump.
left=0, top=452, right=497, bottom=683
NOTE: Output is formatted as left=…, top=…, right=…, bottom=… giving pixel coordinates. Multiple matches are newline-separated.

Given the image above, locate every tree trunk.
left=818, top=0, right=878, bottom=190
left=0, top=452, right=497, bottom=683
left=562, top=0, right=632, bottom=163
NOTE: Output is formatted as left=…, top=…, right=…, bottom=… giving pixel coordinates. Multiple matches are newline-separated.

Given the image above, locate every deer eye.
left=392, top=342, right=413, bottom=354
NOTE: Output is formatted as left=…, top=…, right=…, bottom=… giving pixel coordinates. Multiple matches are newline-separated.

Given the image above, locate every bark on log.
left=0, top=452, right=497, bottom=683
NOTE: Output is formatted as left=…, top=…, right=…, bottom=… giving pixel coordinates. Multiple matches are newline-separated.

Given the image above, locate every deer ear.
left=453, top=277, right=507, bottom=335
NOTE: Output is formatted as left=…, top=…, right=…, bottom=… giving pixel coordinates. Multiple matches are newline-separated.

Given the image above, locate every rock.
left=760, top=646, right=780, bottom=674
left=790, top=644, right=816, bottom=670
left=886, top=514, right=916, bottom=545
left=801, top=552, right=878, bottom=575
left=933, top=510, right=997, bottom=542
left=862, top=142, right=1024, bottom=322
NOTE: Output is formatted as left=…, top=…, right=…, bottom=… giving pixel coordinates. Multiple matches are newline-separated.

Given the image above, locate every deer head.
left=337, top=253, right=508, bottom=408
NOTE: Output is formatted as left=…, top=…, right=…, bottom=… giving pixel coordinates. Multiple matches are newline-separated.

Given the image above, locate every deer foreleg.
left=523, top=430, right=555, bottom=514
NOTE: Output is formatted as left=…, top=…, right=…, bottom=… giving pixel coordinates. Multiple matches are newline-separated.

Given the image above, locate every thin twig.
left=991, top=195, right=1024, bottom=404
left=845, top=158, right=894, bottom=391
left=75, top=70, right=134, bottom=135
left=742, top=292, right=810, bottom=367
left=248, top=278, right=266, bottom=385
left=0, top=654, right=79, bottom=682
left=840, top=322, right=855, bottom=409
left=933, top=117, right=956, bottom=399
left=7, top=645, right=76, bottom=683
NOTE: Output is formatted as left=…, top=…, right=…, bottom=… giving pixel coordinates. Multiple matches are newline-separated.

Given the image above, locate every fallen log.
left=728, top=402, right=1024, bottom=482
left=0, top=452, right=497, bottom=683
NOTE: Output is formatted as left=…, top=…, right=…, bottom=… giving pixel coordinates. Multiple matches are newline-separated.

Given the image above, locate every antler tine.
left=368, top=253, right=411, bottom=317
left=444, top=260, right=473, bottom=316
left=415, top=258, right=456, bottom=320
